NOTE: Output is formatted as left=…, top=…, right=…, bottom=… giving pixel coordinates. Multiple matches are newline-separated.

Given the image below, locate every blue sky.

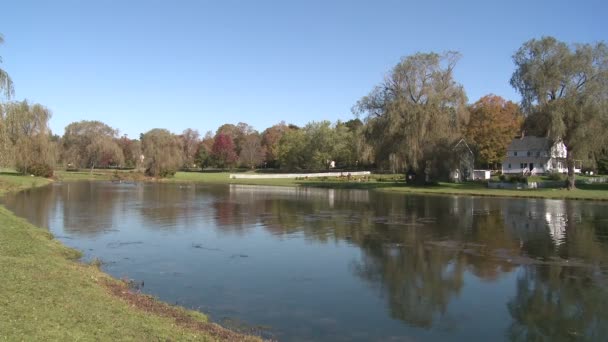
left=2, top=0, right=606, bottom=138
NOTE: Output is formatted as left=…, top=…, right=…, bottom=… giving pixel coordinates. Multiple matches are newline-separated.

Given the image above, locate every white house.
left=501, top=136, right=580, bottom=175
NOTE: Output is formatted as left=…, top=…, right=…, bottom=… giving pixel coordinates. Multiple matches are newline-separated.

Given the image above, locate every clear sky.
left=2, top=0, right=606, bottom=138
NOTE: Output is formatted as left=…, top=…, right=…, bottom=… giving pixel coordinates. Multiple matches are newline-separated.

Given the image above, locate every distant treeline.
left=1, top=36, right=607, bottom=186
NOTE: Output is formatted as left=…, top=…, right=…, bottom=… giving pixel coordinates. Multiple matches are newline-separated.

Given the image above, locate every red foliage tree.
left=211, top=133, right=238, bottom=168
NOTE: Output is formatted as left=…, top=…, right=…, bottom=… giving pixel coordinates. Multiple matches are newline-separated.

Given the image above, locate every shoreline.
left=0, top=173, right=262, bottom=341
left=53, top=170, right=608, bottom=202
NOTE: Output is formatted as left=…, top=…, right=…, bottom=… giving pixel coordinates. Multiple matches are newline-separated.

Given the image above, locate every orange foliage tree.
left=465, top=95, right=523, bottom=169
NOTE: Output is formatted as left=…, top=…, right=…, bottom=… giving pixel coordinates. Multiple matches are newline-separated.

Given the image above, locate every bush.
left=507, top=174, right=528, bottom=183
left=19, top=163, right=54, bottom=178
left=547, top=171, right=566, bottom=181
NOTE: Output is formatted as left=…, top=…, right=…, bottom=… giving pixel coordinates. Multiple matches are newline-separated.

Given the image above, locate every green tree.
left=465, top=95, right=523, bottom=168
left=511, top=37, right=608, bottom=189
left=194, top=141, right=211, bottom=170
left=0, top=34, right=14, bottom=99
left=277, top=128, right=307, bottom=169
left=2, top=100, right=55, bottom=175
left=141, top=129, right=183, bottom=177
left=355, top=52, right=468, bottom=180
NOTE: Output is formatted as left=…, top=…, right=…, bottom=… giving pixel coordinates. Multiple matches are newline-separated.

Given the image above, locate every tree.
left=277, top=128, right=307, bottom=170
left=511, top=37, right=608, bottom=189
left=239, top=133, right=265, bottom=169
left=62, top=120, right=124, bottom=172
left=116, top=135, right=142, bottom=169
left=261, top=122, right=290, bottom=167
left=355, top=52, right=468, bottom=180
left=179, top=128, right=200, bottom=169
left=465, top=95, right=523, bottom=168
left=141, top=129, right=182, bottom=177
left=194, top=141, right=211, bottom=170
left=0, top=34, right=14, bottom=99
left=211, top=133, right=237, bottom=168
left=2, top=100, right=56, bottom=175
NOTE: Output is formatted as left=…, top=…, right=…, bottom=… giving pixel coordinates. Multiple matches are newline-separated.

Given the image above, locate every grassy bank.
left=0, top=172, right=259, bottom=341
left=53, top=169, right=608, bottom=201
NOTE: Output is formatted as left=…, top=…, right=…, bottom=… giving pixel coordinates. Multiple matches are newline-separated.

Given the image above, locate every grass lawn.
left=53, top=169, right=608, bottom=201
left=0, top=171, right=259, bottom=341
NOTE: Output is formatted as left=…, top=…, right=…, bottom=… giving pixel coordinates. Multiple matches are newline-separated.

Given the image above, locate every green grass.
left=0, top=171, right=259, bottom=341
left=172, top=172, right=608, bottom=200
left=377, top=182, right=608, bottom=200
left=53, top=169, right=608, bottom=201
left=0, top=171, right=52, bottom=194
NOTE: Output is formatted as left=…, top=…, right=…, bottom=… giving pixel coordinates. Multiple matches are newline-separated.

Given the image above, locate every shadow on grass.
left=0, top=171, right=23, bottom=177
left=576, top=183, right=608, bottom=191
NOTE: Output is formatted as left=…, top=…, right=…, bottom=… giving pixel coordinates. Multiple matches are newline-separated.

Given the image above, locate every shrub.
left=507, top=174, right=528, bottom=183
left=19, top=163, right=54, bottom=178
left=547, top=171, right=565, bottom=181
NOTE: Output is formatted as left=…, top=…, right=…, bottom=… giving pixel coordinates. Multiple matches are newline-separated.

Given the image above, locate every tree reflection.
left=506, top=200, right=608, bottom=341
left=353, top=235, right=465, bottom=327
left=508, top=265, right=608, bottom=341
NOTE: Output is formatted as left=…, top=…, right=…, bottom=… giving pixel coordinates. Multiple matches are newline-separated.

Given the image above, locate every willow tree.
left=0, top=34, right=15, bottom=167
left=355, top=52, right=468, bottom=180
left=511, top=37, right=608, bottom=189
left=141, top=128, right=182, bottom=177
left=0, top=34, right=14, bottom=99
left=3, top=100, right=56, bottom=175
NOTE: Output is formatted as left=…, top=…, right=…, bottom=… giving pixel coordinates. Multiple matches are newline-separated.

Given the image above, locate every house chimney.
left=520, top=130, right=526, bottom=140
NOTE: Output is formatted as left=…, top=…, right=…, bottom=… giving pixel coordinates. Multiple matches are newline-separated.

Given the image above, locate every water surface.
left=4, top=182, right=608, bottom=341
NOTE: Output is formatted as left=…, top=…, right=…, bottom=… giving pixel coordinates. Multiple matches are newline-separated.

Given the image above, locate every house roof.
left=507, top=136, right=551, bottom=151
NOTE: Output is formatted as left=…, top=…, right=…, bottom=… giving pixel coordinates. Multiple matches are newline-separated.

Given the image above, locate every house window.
left=536, top=151, right=540, bottom=157
left=527, top=151, right=531, bottom=157
left=514, top=151, right=518, bottom=156
left=508, top=164, right=511, bottom=169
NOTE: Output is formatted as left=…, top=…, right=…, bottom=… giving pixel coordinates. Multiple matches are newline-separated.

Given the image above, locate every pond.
left=4, top=182, right=608, bottom=341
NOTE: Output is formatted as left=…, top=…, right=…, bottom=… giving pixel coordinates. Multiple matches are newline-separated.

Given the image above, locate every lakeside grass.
left=54, top=169, right=608, bottom=201
left=0, top=171, right=260, bottom=341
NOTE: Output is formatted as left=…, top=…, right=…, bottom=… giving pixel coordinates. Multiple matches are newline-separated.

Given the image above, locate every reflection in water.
left=3, top=182, right=608, bottom=341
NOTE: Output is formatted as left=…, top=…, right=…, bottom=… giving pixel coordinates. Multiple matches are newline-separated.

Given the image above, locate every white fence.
left=229, top=171, right=371, bottom=179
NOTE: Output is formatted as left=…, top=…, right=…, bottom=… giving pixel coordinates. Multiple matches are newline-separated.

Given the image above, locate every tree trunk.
left=566, top=148, right=576, bottom=190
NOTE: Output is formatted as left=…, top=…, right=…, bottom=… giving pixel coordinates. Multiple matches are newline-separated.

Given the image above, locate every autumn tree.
left=511, top=37, right=608, bottom=189
left=216, top=122, right=255, bottom=157
left=355, top=52, right=468, bottom=180
left=141, top=128, right=183, bottom=177
left=179, top=128, right=200, bottom=169
left=465, top=95, right=523, bottom=168
left=116, top=135, right=142, bottom=169
left=261, top=122, right=290, bottom=168
left=211, top=133, right=238, bottom=168
left=62, top=120, right=124, bottom=172
left=239, top=133, right=265, bottom=169
left=0, top=34, right=14, bottom=99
